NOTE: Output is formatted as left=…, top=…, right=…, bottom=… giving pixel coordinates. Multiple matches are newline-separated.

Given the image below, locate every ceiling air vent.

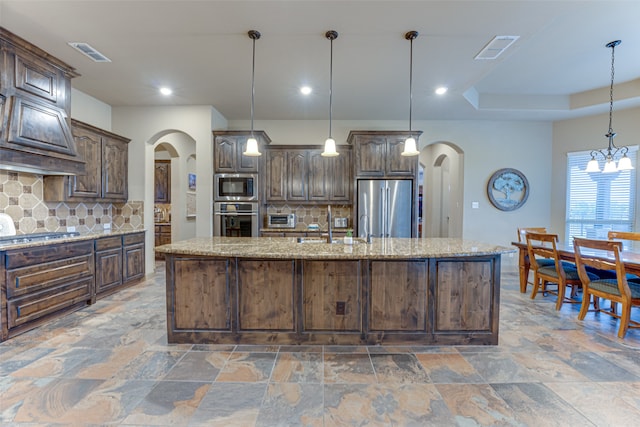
left=67, top=42, right=111, bottom=62
left=474, top=35, right=519, bottom=60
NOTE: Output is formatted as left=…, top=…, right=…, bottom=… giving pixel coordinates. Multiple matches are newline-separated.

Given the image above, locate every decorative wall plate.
left=487, top=168, right=529, bottom=211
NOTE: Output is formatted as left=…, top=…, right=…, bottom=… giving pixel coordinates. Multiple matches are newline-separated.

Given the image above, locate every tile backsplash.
left=265, top=204, right=352, bottom=229
left=0, top=171, right=143, bottom=235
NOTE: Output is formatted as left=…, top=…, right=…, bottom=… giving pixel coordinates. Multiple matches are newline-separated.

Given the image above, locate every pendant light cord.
left=248, top=30, right=261, bottom=139
left=409, top=36, right=413, bottom=133
left=608, top=42, right=616, bottom=137
left=326, top=31, right=338, bottom=139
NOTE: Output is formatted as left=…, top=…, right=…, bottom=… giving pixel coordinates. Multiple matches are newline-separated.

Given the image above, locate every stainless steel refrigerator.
left=357, top=179, right=413, bottom=238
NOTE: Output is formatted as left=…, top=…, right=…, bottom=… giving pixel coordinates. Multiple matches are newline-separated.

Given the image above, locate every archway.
left=419, top=141, right=464, bottom=238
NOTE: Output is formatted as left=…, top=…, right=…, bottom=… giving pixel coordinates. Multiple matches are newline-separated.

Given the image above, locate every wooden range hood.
left=0, top=27, right=85, bottom=176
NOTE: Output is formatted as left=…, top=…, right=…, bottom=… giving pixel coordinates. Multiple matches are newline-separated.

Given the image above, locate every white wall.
left=551, top=107, right=640, bottom=242
left=70, top=89, right=112, bottom=130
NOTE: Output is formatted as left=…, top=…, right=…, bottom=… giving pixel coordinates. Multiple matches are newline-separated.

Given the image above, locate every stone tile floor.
left=1, top=262, right=640, bottom=426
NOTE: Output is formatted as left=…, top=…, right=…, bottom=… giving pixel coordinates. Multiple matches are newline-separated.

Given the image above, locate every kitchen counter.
left=160, top=237, right=511, bottom=346
left=0, top=229, right=144, bottom=251
left=156, top=236, right=511, bottom=259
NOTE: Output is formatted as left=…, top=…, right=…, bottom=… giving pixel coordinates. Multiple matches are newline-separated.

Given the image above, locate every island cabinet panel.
left=237, top=259, right=295, bottom=331
left=433, top=259, right=494, bottom=333
left=172, top=258, right=231, bottom=331
left=369, top=260, right=428, bottom=332
left=302, top=260, right=361, bottom=332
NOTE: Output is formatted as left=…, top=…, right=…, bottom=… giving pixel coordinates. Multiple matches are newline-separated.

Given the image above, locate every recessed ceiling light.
left=435, top=86, right=448, bottom=95
left=160, top=87, right=172, bottom=96
left=300, top=86, right=312, bottom=95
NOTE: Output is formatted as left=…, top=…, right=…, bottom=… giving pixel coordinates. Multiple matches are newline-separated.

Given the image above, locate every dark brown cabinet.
left=0, top=28, right=84, bottom=175
left=43, top=120, right=130, bottom=202
left=154, top=160, right=171, bottom=203
left=95, top=232, right=145, bottom=298
left=154, top=224, right=171, bottom=259
left=265, top=146, right=352, bottom=203
left=95, top=236, right=123, bottom=298
left=348, top=130, right=421, bottom=177
left=213, top=130, right=271, bottom=173
left=1, top=241, right=94, bottom=340
left=0, top=232, right=146, bottom=342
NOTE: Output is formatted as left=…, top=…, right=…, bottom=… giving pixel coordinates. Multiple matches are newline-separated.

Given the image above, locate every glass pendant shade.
left=617, top=154, right=633, bottom=171
left=322, top=137, right=338, bottom=157
left=585, top=158, right=600, bottom=172
left=401, top=137, right=420, bottom=156
left=603, top=158, right=618, bottom=173
left=243, top=137, right=261, bottom=157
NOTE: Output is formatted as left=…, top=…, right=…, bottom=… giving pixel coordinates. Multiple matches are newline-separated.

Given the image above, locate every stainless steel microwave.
left=215, top=174, right=258, bottom=201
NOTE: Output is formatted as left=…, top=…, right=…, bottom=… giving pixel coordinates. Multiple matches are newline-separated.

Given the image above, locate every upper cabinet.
left=347, top=130, right=422, bottom=177
left=154, top=160, right=171, bottom=203
left=265, top=145, right=352, bottom=203
left=44, top=120, right=130, bottom=202
left=0, top=28, right=84, bottom=175
left=213, top=130, right=271, bottom=173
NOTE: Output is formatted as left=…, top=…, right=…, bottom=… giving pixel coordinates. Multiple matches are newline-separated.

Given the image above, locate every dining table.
left=511, top=240, right=640, bottom=293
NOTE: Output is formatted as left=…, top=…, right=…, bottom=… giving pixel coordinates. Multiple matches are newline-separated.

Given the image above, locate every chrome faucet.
left=360, top=214, right=372, bottom=244
left=326, top=205, right=333, bottom=243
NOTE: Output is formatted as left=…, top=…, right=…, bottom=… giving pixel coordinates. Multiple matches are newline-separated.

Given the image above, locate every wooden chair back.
left=525, top=232, right=560, bottom=270
left=573, top=238, right=629, bottom=296
left=517, top=227, right=547, bottom=243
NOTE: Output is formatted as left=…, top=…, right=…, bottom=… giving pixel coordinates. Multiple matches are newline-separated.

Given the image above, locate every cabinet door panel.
left=95, top=247, right=123, bottom=295
left=387, top=137, right=417, bottom=175
left=287, top=151, right=308, bottom=201
left=102, top=136, right=128, bottom=200
left=214, top=137, right=236, bottom=173
left=69, top=128, right=102, bottom=198
left=154, top=160, right=171, bottom=203
left=330, top=149, right=351, bottom=201
left=355, top=137, right=386, bottom=176
left=236, top=138, right=259, bottom=172
left=266, top=150, right=287, bottom=201
left=308, top=150, right=328, bottom=201
left=123, top=243, right=145, bottom=283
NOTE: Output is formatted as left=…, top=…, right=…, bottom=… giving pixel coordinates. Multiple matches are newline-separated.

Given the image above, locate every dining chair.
left=573, top=237, right=640, bottom=339
left=517, top=227, right=554, bottom=292
left=525, top=232, right=595, bottom=310
left=608, top=231, right=640, bottom=284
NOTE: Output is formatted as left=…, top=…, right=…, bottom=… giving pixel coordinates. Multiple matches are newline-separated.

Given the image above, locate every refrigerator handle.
left=380, top=185, right=385, bottom=238
left=386, top=186, right=391, bottom=237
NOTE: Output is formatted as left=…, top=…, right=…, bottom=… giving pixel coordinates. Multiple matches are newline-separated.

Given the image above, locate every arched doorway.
left=419, top=141, right=464, bottom=238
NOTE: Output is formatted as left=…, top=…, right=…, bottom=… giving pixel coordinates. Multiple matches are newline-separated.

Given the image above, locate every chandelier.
left=586, top=40, right=633, bottom=173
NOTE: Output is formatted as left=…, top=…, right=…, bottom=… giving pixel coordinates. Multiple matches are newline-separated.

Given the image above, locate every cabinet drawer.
left=5, top=241, right=93, bottom=269
left=7, top=277, right=93, bottom=328
left=6, top=254, right=94, bottom=298
left=95, top=236, right=122, bottom=251
left=124, top=233, right=145, bottom=246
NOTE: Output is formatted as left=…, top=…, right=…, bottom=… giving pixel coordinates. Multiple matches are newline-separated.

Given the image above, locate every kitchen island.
left=157, top=237, right=512, bottom=346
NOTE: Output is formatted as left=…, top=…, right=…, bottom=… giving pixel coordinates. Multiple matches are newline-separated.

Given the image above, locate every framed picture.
left=188, top=173, right=196, bottom=191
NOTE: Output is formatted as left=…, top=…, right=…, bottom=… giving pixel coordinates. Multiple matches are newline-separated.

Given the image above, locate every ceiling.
left=2, top=0, right=640, bottom=122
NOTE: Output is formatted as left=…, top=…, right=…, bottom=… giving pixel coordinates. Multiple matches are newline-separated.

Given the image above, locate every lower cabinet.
left=0, top=231, right=146, bottom=342
left=2, top=241, right=94, bottom=340
left=95, top=232, right=145, bottom=299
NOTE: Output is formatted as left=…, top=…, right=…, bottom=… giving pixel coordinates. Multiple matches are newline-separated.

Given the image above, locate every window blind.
left=566, top=146, right=637, bottom=245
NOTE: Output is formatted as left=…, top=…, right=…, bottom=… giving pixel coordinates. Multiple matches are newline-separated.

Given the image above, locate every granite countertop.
left=260, top=227, right=350, bottom=233
left=156, top=236, right=514, bottom=260
left=0, top=229, right=145, bottom=251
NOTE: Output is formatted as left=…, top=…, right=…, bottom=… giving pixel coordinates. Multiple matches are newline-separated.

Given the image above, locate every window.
left=566, top=147, right=637, bottom=245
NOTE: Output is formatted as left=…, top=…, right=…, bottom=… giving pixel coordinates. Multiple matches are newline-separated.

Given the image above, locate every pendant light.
left=585, top=40, right=633, bottom=173
left=243, top=30, right=262, bottom=157
left=402, top=30, right=420, bottom=157
left=322, top=30, right=339, bottom=157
